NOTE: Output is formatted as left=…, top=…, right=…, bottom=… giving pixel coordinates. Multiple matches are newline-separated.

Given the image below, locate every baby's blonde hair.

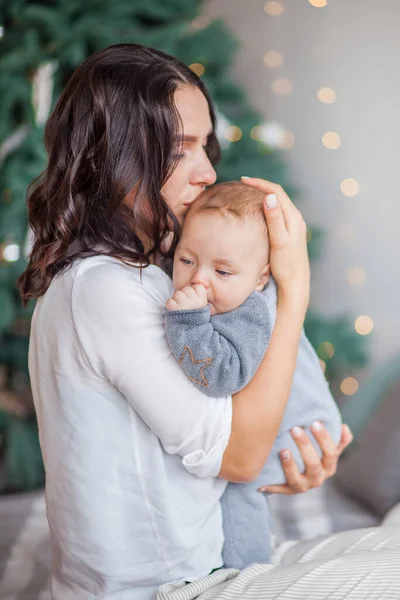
left=186, top=181, right=269, bottom=248
left=188, top=181, right=267, bottom=228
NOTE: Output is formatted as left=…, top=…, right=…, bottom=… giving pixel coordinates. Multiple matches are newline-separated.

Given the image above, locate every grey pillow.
left=335, top=380, right=400, bottom=518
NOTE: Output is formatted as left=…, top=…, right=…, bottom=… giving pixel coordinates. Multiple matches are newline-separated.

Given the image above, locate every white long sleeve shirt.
left=28, top=255, right=232, bottom=600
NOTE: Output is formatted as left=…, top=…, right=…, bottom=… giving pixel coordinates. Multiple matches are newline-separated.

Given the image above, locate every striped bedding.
left=0, top=481, right=390, bottom=599
left=159, top=527, right=400, bottom=600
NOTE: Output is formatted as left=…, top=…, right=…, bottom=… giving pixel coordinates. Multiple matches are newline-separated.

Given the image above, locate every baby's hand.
left=166, top=284, right=208, bottom=311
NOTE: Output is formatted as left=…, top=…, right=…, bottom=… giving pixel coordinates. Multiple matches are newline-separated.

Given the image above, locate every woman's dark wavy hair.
left=19, top=43, right=221, bottom=304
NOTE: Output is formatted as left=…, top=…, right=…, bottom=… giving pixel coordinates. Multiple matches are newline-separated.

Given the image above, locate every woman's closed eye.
left=174, top=144, right=208, bottom=161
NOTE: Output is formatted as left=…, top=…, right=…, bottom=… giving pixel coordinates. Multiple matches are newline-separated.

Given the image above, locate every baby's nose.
left=192, top=269, right=210, bottom=288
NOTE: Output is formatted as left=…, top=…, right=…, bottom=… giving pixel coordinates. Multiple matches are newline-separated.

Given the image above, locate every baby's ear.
left=255, top=264, right=270, bottom=291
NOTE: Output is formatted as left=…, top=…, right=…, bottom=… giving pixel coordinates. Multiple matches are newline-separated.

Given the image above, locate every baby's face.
left=173, top=211, right=270, bottom=315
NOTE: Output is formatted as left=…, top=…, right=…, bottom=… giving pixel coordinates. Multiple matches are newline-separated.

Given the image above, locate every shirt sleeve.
left=164, top=294, right=272, bottom=397
left=71, top=261, right=232, bottom=478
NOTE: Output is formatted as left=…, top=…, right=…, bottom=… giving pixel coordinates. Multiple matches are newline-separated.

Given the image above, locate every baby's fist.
left=165, top=284, right=208, bottom=311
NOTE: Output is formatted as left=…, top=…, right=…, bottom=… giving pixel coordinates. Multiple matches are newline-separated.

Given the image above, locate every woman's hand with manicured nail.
left=265, top=194, right=277, bottom=209
left=257, top=423, right=354, bottom=495
left=240, top=176, right=310, bottom=312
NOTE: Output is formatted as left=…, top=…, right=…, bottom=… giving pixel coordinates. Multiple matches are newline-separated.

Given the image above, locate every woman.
left=19, top=44, right=396, bottom=600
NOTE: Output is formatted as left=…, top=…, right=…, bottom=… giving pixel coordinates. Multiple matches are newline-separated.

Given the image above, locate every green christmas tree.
left=0, top=0, right=368, bottom=492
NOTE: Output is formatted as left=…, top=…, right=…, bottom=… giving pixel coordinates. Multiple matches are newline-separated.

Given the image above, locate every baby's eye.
left=180, top=258, right=193, bottom=265
left=216, top=269, right=232, bottom=277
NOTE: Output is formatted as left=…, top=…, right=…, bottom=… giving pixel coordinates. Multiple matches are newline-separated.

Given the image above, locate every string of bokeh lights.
left=189, top=1, right=373, bottom=396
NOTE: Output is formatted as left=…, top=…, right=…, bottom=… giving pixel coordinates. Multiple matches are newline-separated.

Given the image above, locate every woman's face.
left=161, top=86, right=217, bottom=226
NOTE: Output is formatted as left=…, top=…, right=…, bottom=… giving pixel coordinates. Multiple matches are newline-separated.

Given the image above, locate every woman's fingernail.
left=241, top=176, right=251, bottom=180
left=292, top=426, right=303, bottom=438
left=258, top=486, right=269, bottom=493
left=312, top=421, right=322, bottom=432
left=343, top=424, right=353, bottom=440
left=266, top=194, right=277, bottom=209
left=281, top=450, right=291, bottom=461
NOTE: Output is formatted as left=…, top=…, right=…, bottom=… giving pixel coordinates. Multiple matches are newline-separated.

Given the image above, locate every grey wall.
left=205, top=0, right=400, bottom=372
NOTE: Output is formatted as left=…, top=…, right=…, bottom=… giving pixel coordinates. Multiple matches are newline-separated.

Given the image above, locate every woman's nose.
left=203, top=163, right=217, bottom=186
left=192, top=156, right=217, bottom=187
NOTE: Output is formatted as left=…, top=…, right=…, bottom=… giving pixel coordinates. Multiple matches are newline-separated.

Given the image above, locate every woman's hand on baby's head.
left=241, top=177, right=310, bottom=311
left=165, top=284, right=208, bottom=311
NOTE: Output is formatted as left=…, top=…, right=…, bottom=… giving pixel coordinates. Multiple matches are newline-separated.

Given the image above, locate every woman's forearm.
left=219, top=292, right=306, bottom=483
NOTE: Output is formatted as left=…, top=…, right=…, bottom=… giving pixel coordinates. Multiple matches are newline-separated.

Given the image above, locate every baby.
left=164, top=181, right=342, bottom=570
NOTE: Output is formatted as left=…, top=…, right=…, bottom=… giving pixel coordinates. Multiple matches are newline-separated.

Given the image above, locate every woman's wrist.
left=277, top=283, right=309, bottom=320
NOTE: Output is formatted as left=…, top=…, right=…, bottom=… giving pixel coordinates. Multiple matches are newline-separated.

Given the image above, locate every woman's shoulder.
left=69, top=255, right=174, bottom=308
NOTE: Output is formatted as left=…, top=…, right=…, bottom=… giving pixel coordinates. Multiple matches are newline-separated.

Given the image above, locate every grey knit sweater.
left=164, top=291, right=270, bottom=397
left=165, top=278, right=342, bottom=570
left=164, top=277, right=342, bottom=453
